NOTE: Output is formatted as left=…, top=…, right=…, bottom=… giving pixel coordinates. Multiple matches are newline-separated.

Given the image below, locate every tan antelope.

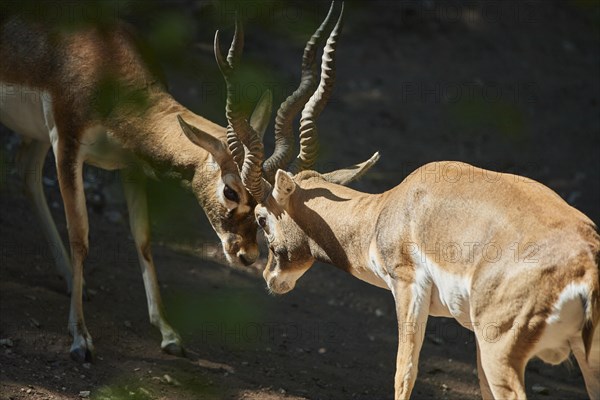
left=219, top=4, right=600, bottom=400
left=259, top=165, right=600, bottom=399
left=0, top=3, right=336, bottom=362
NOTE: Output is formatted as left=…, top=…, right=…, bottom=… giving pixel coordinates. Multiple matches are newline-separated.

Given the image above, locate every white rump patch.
left=533, top=282, right=589, bottom=365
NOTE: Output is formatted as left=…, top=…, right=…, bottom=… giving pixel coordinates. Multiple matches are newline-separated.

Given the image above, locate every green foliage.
left=92, top=74, right=150, bottom=119
left=92, top=384, right=154, bottom=400
left=91, top=374, right=224, bottom=400
left=166, top=288, right=267, bottom=350
left=146, top=11, right=195, bottom=62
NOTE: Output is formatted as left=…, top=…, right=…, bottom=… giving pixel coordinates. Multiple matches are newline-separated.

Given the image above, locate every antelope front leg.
left=391, top=278, right=431, bottom=400
left=476, top=340, right=494, bottom=400
left=121, top=169, right=184, bottom=356
left=55, top=146, right=94, bottom=362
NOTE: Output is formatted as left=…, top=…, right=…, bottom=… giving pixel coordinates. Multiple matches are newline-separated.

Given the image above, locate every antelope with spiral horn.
left=220, top=3, right=600, bottom=400
left=0, top=2, right=336, bottom=362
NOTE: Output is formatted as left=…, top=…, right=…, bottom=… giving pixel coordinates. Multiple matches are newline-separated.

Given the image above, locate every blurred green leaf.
left=92, top=73, right=150, bottom=118
left=147, top=12, right=195, bottom=61
left=166, top=288, right=267, bottom=350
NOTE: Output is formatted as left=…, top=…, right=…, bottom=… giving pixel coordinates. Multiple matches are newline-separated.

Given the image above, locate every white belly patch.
left=0, top=82, right=52, bottom=142
left=80, top=125, right=133, bottom=170
left=412, top=247, right=472, bottom=326
left=0, top=82, right=133, bottom=170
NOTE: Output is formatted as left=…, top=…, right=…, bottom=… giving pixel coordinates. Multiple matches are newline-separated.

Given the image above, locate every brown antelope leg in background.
left=121, top=168, right=184, bottom=356
left=54, top=133, right=94, bottom=362
left=16, top=139, right=73, bottom=294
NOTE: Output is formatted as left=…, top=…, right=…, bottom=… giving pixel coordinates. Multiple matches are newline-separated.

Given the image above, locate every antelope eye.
left=257, top=216, right=267, bottom=228
left=223, top=185, right=239, bottom=202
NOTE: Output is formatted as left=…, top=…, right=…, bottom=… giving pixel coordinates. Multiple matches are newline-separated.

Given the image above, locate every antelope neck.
left=108, top=92, right=225, bottom=183
left=295, top=183, right=383, bottom=273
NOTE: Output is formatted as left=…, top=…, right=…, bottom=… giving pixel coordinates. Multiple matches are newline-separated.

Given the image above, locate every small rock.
left=163, top=374, right=181, bottom=386
left=0, top=338, right=13, bottom=347
left=441, top=383, right=449, bottom=392
left=82, top=363, right=91, bottom=369
left=26, top=388, right=32, bottom=394
left=374, top=308, right=385, bottom=317
left=79, top=390, right=90, bottom=398
left=139, top=388, right=151, bottom=396
left=531, top=384, right=549, bottom=395
left=196, top=359, right=235, bottom=374
left=318, top=347, right=327, bottom=354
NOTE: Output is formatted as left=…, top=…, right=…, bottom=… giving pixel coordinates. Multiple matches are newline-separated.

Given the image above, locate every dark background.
left=1, top=1, right=598, bottom=399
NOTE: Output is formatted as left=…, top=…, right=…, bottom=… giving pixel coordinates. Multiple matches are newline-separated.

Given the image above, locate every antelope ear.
left=177, top=115, right=229, bottom=165
left=250, top=90, right=273, bottom=140
left=322, top=152, right=380, bottom=185
left=272, top=169, right=296, bottom=206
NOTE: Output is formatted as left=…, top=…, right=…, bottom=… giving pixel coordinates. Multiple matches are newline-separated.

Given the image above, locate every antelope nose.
left=238, top=253, right=257, bottom=267
left=238, top=253, right=254, bottom=266
left=238, top=245, right=259, bottom=266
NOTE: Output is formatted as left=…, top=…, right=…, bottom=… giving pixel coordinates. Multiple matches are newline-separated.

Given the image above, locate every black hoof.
left=162, top=342, right=186, bottom=357
left=70, top=346, right=94, bottom=363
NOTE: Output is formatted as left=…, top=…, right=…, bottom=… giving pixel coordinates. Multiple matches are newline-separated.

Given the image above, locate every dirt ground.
left=1, top=1, right=599, bottom=399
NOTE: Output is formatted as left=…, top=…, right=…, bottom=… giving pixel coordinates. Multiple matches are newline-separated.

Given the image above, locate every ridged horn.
left=291, top=3, right=344, bottom=173
left=215, top=20, right=250, bottom=169
left=215, top=18, right=269, bottom=201
left=262, top=1, right=336, bottom=183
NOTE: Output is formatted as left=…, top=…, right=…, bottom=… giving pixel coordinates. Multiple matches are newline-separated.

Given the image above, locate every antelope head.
left=213, top=2, right=380, bottom=290
left=257, top=155, right=380, bottom=294
left=176, top=103, right=270, bottom=266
